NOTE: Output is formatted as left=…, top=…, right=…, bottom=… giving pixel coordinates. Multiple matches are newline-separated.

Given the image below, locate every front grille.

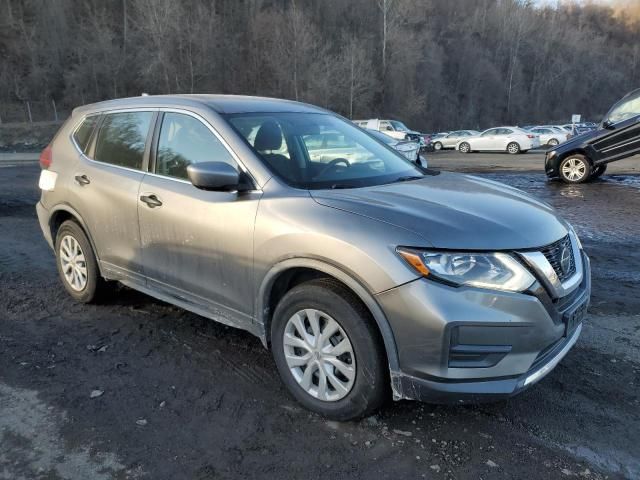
left=540, top=235, right=576, bottom=282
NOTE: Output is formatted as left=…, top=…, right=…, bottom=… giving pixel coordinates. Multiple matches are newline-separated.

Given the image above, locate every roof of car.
left=72, top=94, right=328, bottom=116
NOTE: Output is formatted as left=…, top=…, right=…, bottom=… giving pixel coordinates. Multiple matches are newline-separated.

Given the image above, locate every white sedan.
left=456, top=127, right=541, bottom=154
left=528, top=126, right=569, bottom=146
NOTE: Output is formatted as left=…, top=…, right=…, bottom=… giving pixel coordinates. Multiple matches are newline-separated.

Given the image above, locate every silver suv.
left=36, top=95, right=591, bottom=420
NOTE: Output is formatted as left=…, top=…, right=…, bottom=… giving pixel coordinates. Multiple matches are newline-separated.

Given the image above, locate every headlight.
left=568, top=224, right=582, bottom=250
left=397, top=248, right=535, bottom=292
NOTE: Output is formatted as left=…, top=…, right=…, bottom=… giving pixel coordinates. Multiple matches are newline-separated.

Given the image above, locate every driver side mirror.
left=187, top=162, right=249, bottom=192
left=602, top=119, right=615, bottom=130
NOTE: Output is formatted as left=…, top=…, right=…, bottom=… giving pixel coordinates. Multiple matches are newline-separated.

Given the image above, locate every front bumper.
left=377, top=252, right=590, bottom=403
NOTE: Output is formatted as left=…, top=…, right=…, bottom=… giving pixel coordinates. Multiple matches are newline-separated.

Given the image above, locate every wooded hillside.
left=1, top=0, right=638, bottom=130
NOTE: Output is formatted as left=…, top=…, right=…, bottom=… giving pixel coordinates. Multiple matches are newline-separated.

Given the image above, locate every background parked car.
left=367, top=129, right=425, bottom=165
left=432, top=130, right=479, bottom=150
left=528, top=127, right=569, bottom=146
left=356, top=119, right=426, bottom=148
left=457, top=127, right=541, bottom=154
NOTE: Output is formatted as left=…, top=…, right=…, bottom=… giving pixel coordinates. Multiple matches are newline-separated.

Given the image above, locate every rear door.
left=137, top=110, right=261, bottom=327
left=592, top=90, right=640, bottom=163
left=72, top=110, right=155, bottom=282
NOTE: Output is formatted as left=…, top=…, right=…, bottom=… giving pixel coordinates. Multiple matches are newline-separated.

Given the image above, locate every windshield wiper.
left=394, top=175, right=424, bottom=183
left=330, top=183, right=357, bottom=189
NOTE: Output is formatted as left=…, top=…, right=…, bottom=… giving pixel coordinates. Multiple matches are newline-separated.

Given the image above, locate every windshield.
left=367, top=129, right=396, bottom=145
left=390, top=120, right=409, bottom=132
left=225, top=112, right=424, bottom=189
left=605, top=90, right=640, bottom=124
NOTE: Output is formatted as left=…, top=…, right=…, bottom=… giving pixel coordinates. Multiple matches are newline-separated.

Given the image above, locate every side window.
left=380, top=121, right=393, bottom=131
left=73, top=115, right=99, bottom=153
left=482, top=129, right=496, bottom=136
left=156, top=113, right=236, bottom=180
left=502, top=129, right=513, bottom=135
left=94, top=112, right=153, bottom=170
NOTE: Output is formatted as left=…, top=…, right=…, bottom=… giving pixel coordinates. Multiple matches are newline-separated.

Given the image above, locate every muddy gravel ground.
left=1, top=163, right=639, bottom=480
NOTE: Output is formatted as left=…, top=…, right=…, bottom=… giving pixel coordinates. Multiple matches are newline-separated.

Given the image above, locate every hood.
left=554, top=128, right=601, bottom=153
left=310, top=172, right=568, bottom=250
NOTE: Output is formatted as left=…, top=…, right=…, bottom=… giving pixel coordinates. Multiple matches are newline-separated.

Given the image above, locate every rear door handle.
left=140, top=194, right=163, bottom=208
left=74, top=174, right=90, bottom=185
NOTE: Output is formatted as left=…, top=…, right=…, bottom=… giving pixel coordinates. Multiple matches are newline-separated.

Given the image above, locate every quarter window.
left=156, top=113, right=236, bottom=180
left=73, top=115, right=99, bottom=153
left=94, top=112, right=153, bottom=170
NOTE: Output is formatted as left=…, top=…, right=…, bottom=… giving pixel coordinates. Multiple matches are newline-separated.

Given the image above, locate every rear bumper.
left=36, top=201, right=53, bottom=249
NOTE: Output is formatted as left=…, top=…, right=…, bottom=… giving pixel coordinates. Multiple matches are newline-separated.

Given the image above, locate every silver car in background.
left=432, top=130, right=479, bottom=150
left=36, top=95, right=590, bottom=420
left=457, top=127, right=541, bottom=154
left=367, top=129, right=423, bottom=164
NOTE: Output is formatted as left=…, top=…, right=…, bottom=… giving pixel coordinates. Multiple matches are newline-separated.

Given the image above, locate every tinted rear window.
left=94, top=112, right=153, bottom=170
left=73, top=115, right=99, bottom=153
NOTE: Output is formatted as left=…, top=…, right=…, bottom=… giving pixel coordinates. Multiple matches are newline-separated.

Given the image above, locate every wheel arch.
left=49, top=205, right=103, bottom=275
left=256, top=258, right=400, bottom=372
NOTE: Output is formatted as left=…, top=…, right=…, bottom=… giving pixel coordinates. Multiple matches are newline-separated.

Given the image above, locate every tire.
left=548, top=138, right=559, bottom=146
left=54, top=220, right=109, bottom=303
left=507, top=142, right=520, bottom=154
left=459, top=142, right=471, bottom=153
left=433, top=141, right=443, bottom=151
left=591, top=164, right=607, bottom=179
left=271, top=278, right=387, bottom=421
left=558, top=154, right=591, bottom=184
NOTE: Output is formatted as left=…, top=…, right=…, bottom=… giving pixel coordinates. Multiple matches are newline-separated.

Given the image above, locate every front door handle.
left=140, top=194, right=163, bottom=208
left=74, top=174, right=90, bottom=185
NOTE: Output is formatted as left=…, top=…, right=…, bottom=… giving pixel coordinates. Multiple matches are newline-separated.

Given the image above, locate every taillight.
left=39, top=144, right=52, bottom=169
left=527, top=134, right=535, bottom=139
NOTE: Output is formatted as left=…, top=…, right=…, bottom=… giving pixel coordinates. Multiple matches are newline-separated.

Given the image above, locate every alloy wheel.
left=507, top=142, right=520, bottom=154
left=561, top=157, right=587, bottom=182
left=59, top=235, right=88, bottom=291
left=459, top=142, right=470, bottom=153
left=434, top=142, right=442, bottom=151
left=283, top=308, right=356, bottom=402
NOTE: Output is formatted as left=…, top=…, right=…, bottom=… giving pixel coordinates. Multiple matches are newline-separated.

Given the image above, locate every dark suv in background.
left=545, top=88, right=640, bottom=183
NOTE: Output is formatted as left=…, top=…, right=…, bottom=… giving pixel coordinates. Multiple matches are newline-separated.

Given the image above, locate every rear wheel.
left=271, top=278, right=387, bottom=421
left=507, top=142, right=520, bottom=154
left=55, top=220, right=109, bottom=303
left=458, top=142, right=471, bottom=153
left=559, top=154, right=591, bottom=184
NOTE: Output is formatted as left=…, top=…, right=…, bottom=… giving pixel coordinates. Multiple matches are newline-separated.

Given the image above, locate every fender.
left=256, top=257, right=400, bottom=372
left=48, top=203, right=104, bottom=276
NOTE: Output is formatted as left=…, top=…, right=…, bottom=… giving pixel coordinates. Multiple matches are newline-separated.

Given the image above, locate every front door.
left=592, top=90, right=640, bottom=163
left=137, top=111, right=261, bottom=327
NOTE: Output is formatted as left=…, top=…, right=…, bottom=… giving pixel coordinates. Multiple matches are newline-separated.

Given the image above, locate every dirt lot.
left=1, top=155, right=639, bottom=479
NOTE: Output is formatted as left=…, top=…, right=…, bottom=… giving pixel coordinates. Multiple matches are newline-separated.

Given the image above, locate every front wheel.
left=507, top=142, right=520, bottom=154
left=458, top=142, right=471, bottom=153
left=271, top=279, right=387, bottom=421
left=559, top=154, right=591, bottom=184
left=433, top=141, right=443, bottom=151
left=548, top=138, right=559, bottom=146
